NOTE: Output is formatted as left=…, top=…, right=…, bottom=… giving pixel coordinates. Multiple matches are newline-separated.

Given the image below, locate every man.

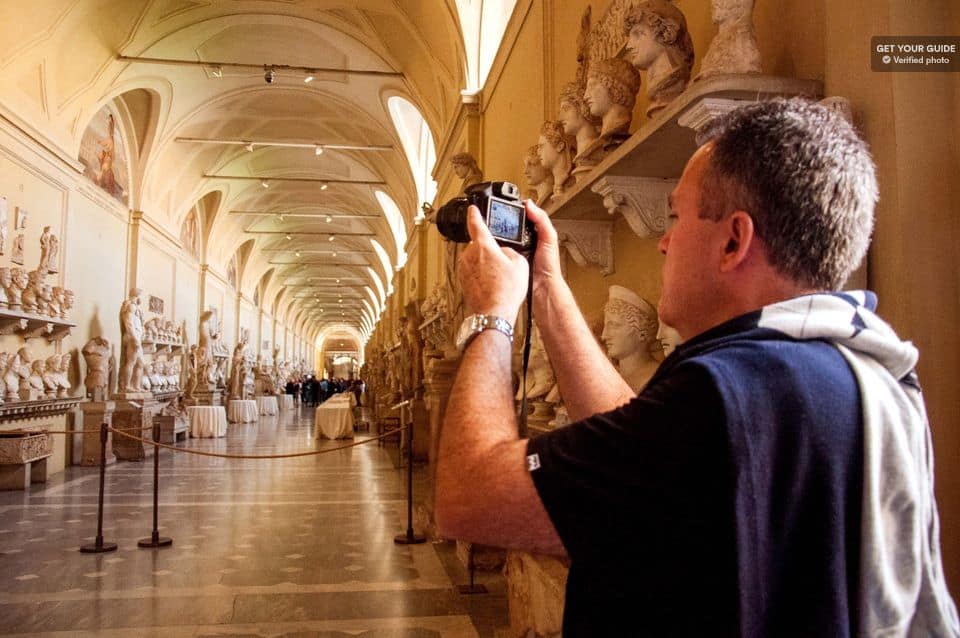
left=435, top=99, right=959, bottom=636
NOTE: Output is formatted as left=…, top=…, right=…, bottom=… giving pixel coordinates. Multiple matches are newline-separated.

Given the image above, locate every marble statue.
left=623, top=0, right=695, bottom=117
left=558, top=81, right=602, bottom=177
left=3, top=351, right=21, bottom=401
left=28, top=359, right=46, bottom=398
left=523, top=144, right=554, bottom=207
left=657, top=320, right=683, bottom=359
left=451, top=152, right=484, bottom=190
left=184, top=344, right=199, bottom=400
left=42, top=357, right=59, bottom=399
left=7, top=268, right=27, bottom=311
left=51, top=287, right=65, bottom=318
left=38, top=226, right=52, bottom=274
left=602, top=285, right=660, bottom=392
left=197, top=309, right=220, bottom=386
left=57, top=353, right=72, bottom=397
left=11, top=233, right=23, bottom=265
left=0, top=197, right=7, bottom=255
left=515, top=325, right=555, bottom=401
left=0, top=267, right=10, bottom=309
left=61, top=289, right=74, bottom=319
left=696, top=0, right=762, bottom=80
left=21, top=270, right=43, bottom=314
left=580, top=58, right=641, bottom=160
left=538, top=120, right=576, bottom=198
left=228, top=336, right=247, bottom=400
left=118, top=287, right=146, bottom=393
left=37, top=284, right=53, bottom=317
left=47, top=235, right=59, bottom=274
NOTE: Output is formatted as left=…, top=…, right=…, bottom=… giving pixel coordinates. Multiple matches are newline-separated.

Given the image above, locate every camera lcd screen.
left=487, top=198, right=524, bottom=243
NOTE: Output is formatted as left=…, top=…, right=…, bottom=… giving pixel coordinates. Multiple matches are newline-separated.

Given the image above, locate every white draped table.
left=227, top=399, right=259, bottom=423
left=280, top=394, right=295, bottom=410
left=187, top=406, right=228, bottom=438
left=314, top=399, right=355, bottom=439
left=256, top=395, right=279, bottom=416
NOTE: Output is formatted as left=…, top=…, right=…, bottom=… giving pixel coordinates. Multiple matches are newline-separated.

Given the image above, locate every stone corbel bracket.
left=677, top=97, right=747, bottom=146
left=554, top=220, right=615, bottom=276
left=591, top=176, right=675, bottom=239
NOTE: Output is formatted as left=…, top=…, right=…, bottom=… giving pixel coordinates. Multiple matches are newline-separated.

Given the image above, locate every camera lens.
left=435, top=197, right=471, bottom=243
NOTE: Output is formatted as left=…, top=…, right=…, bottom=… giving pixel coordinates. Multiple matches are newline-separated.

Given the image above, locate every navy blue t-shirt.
left=526, top=311, right=863, bottom=637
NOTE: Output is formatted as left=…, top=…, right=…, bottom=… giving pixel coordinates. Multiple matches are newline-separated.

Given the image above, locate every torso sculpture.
left=601, top=285, right=660, bottom=392
left=82, top=336, right=111, bottom=400
left=118, top=287, right=146, bottom=393
left=696, top=0, right=762, bottom=80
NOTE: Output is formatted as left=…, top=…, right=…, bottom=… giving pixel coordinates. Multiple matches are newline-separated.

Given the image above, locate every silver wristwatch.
left=455, top=313, right=514, bottom=353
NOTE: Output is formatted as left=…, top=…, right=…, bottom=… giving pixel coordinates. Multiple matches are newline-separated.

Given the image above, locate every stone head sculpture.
left=623, top=0, right=694, bottom=116
left=451, top=152, right=483, bottom=189
left=538, top=120, right=576, bottom=197
left=585, top=58, right=642, bottom=122
left=602, top=285, right=658, bottom=362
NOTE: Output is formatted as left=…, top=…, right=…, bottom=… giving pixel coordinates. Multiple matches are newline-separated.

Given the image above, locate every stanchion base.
left=394, top=531, right=427, bottom=545
left=457, top=584, right=489, bottom=594
left=137, top=536, right=173, bottom=548
left=80, top=542, right=117, bottom=553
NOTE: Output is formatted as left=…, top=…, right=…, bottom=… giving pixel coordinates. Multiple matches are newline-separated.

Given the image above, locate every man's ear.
left=719, top=211, right=755, bottom=273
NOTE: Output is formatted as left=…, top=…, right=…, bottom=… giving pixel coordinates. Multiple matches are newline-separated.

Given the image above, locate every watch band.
left=459, top=314, right=514, bottom=352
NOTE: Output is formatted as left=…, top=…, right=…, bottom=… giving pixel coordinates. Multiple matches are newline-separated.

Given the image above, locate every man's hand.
left=458, top=205, right=529, bottom=319
left=523, top=200, right=563, bottom=302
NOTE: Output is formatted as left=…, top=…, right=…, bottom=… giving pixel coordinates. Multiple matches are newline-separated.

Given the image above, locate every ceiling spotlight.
left=320, top=182, right=329, bottom=191
left=278, top=214, right=285, bottom=222
left=212, top=65, right=223, bottom=78
left=314, top=145, right=323, bottom=156
left=325, top=215, right=333, bottom=223
left=331, top=252, right=337, bottom=257
left=261, top=180, right=269, bottom=188
left=328, top=235, right=336, bottom=242
left=335, top=279, right=340, bottom=284
left=245, top=143, right=255, bottom=152
left=304, top=72, right=315, bottom=83
left=264, top=67, right=276, bottom=84
left=295, top=251, right=301, bottom=257
left=285, top=234, right=292, bottom=240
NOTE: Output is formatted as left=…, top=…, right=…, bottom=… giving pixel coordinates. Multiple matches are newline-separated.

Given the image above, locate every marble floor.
left=0, top=404, right=507, bottom=637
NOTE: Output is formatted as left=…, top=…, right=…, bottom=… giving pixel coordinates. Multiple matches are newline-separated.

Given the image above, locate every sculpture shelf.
left=546, top=74, right=823, bottom=227
left=151, top=389, right=179, bottom=403
left=0, top=397, right=82, bottom=423
left=0, top=309, right=76, bottom=343
left=142, top=340, right=184, bottom=355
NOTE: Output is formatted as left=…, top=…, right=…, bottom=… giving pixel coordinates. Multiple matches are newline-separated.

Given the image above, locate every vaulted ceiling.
left=0, top=0, right=498, bottom=351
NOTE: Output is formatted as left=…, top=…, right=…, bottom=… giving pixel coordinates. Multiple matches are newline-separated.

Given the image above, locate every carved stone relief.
left=554, top=220, right=615, bottom=276
left=591, top=175, right=674, bottom=238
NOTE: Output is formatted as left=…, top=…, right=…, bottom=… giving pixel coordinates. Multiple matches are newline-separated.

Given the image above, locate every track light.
left=304, top=72, right=315, bottom=83
left=295, top=251, right=301, bottom=257
left=245, top=143, right=255, bottom=152
left=278, top=214, right=285, bottom=222
left=325, top=216, right=333, bottom=223
left=261, top=180, right=269, bottom=188
left=315, top=145, right=323, bottom=156
left=331, top=252, right=337, bottom=257
left=328, top=235, right=336, bottom=242
left=212, top=65, right=223, bottom=78
left=285, top=234, right=292, bottom=240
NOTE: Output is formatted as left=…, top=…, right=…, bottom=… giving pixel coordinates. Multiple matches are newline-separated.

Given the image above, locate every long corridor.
left=0, top=405, right=507, bottom=637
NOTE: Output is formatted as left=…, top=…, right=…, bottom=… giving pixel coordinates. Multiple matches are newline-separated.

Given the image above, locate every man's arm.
left=524, top=203, right=634, bottom=419
left=434, top=206, right=565, bottom=555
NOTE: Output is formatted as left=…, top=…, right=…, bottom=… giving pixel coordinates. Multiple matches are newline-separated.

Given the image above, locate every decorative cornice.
left=590, top=176, right=674, bottom=238
left=554, top=220, right=615, bottom=276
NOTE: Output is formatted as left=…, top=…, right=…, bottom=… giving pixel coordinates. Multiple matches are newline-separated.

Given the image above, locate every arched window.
left=387, top=96, right=437, bottom=210
left=374, top=191, right=408, bottom=271
left=456, top=0, right=518, bottom=90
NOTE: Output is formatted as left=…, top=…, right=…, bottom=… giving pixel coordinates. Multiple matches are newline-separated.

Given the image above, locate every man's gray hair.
left=699, top=98, right=878, bottom=290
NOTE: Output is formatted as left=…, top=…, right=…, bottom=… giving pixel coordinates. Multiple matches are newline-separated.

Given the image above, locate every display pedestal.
left=111, top=393, right=161, bottom=461
left=185, top=387, right=223, bottom=407
left=79, top=400, right=116, bottom=466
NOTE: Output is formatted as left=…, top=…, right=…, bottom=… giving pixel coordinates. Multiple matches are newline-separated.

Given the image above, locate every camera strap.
left=518, top=265, right=533, bottom=438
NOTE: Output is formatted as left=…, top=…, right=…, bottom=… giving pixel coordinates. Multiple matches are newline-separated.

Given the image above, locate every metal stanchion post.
left=80, top=421, right=117, bottom=553
left=394, top=417, right=425, bottom=545
left=457, top=544, right=488, bottom=594
left=138, top=420, right=172, bottom=548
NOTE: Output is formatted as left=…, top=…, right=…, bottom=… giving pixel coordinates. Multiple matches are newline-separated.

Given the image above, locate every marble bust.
left=580, top=58, right=641, bottom=161
left=558, top=81, right=602, bottom=177
left=602, top=285, right=660, bottom=392
left=515, top=325, right=555, bottom=401
left=451, top=152, right=483, bottom=191
left=523, top=144, right=554, bottom=207
left=538, top=120, right=576, bottom=198
left=623, top=0, right=695, bottom=117
left=696, top=0, right=762, bottom=80
left=657, top=320, right=683, bottom=359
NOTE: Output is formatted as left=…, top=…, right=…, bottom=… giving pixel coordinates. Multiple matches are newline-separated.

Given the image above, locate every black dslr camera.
left=435, top=181, right=535, bottom=254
